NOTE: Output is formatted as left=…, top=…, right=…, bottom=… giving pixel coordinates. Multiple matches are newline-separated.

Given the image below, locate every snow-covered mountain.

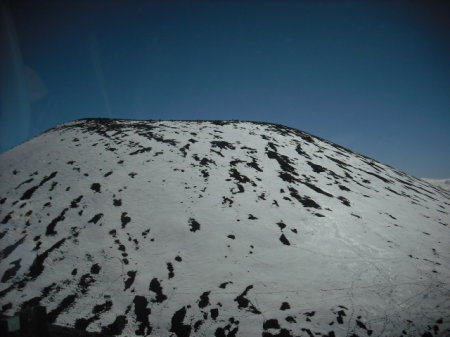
left=422, top=178, right=450, bottom=192
left=1, top=118, right=449, bottom=337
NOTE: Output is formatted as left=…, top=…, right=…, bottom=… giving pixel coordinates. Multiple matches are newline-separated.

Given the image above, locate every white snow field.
left=0, top=119, right=449, bottom=337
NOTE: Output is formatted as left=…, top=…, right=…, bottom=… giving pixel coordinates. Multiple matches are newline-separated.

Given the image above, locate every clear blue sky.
left=1, top=0, right=449, bottom=178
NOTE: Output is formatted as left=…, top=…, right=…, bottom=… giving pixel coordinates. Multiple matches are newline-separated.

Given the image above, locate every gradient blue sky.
left=1, top=0, right=449, bottom=178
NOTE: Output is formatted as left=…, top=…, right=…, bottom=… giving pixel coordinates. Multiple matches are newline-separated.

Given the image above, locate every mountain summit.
left=1, top=119, right=449, bottom=337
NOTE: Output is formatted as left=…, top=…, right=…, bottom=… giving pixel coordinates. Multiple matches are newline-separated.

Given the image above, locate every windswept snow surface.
left=0, top=119, right=449, bottom=337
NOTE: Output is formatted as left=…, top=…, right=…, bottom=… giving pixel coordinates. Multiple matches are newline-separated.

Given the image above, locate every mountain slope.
left=422, top=178, right=450, bottom=192
left=1, top=118, right=449, bottom=337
